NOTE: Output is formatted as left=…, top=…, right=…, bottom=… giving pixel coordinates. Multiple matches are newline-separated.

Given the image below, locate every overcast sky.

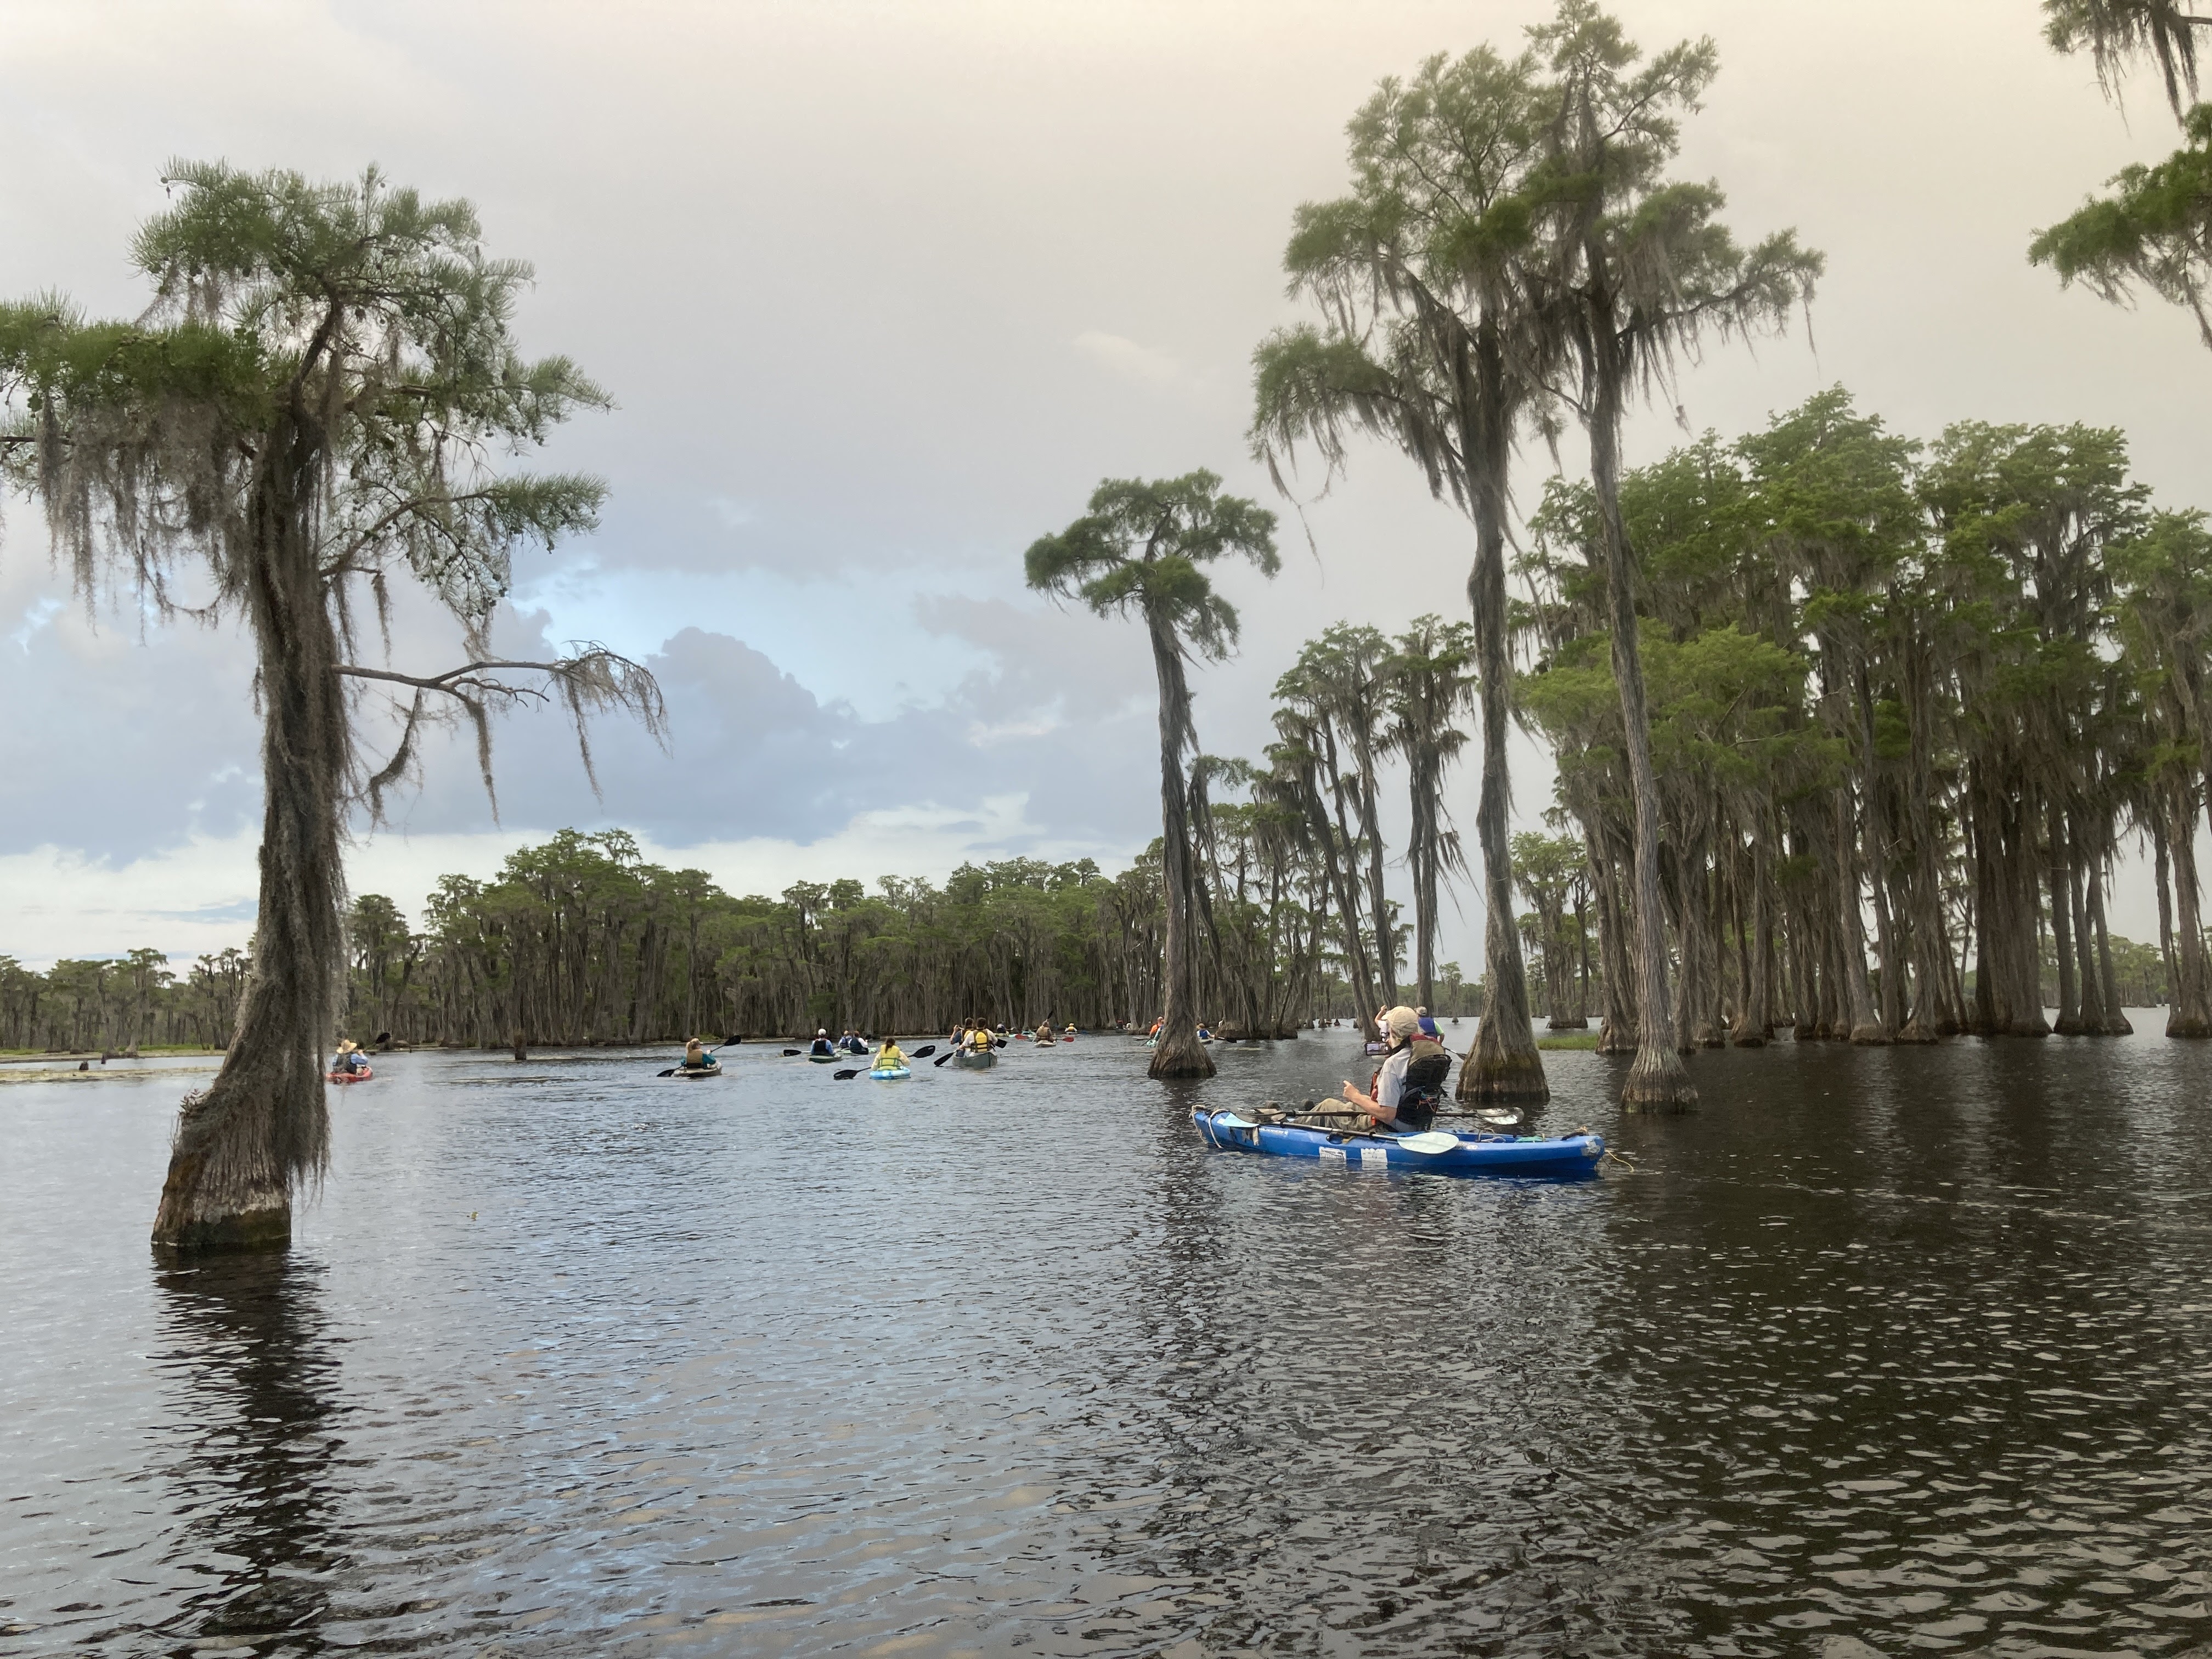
left=1, top=0, right=2204, bottom=969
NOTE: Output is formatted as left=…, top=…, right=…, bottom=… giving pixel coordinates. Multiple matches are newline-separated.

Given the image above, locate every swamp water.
left=2, top=1028, right=2209, bottom=1657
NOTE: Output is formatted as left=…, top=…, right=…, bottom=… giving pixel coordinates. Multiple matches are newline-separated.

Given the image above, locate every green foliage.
left=1023, top=471, right=1279, bottom=664
left=2032, top=104, right=2212, bottom=348
left=2044, top=0, right=2205, bottom=114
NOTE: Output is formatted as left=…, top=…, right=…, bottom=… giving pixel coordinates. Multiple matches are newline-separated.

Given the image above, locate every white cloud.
left=1073, top=329, right=1185, bottom=388
left=0, top=796, right=1119, bottom=967
left=9, top=596, right=63, bottom=651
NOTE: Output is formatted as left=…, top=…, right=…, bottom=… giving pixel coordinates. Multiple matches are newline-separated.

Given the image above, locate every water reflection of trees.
left=150, top=1254, right=345, bottom=1648
left=1013, top=1081, right=1630, bottom=1651
left=1591, top=1040, right=2212, bottom=1654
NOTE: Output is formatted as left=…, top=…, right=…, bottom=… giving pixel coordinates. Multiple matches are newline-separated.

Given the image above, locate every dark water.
left=4, top=1029, right=2209, bottom=1658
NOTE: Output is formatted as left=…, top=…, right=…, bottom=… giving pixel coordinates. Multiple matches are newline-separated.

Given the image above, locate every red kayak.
left=327, top=1064, right=374, bottom=1084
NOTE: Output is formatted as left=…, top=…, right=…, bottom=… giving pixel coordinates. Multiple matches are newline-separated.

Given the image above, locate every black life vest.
left=1401, top=1040, right=1451, bottom=1106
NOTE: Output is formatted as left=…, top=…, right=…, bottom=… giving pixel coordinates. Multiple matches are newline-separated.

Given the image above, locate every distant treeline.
left=0, top=828, right=1487, bottom=1053
left=335, top=829, right=1457, bottom=1044
left=0, top=811, right=2175, bottom=1054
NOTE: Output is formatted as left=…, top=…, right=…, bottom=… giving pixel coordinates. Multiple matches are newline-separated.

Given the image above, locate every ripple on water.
left=2, top=1030, right=2209, bottom=1656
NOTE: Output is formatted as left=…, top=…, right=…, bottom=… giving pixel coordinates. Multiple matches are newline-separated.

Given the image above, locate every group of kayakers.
left=541, top=1006, right=1458, bottom=1139
left=950, top=1020, right=1000, bottom=1053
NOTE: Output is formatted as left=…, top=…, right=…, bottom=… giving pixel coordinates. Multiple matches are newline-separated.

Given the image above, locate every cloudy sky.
left=0, top=0, right=2204, bottom=967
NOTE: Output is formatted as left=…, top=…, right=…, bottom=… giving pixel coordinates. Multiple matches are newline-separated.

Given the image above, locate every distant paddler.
left=679, top=1038, right=720, bottom=1075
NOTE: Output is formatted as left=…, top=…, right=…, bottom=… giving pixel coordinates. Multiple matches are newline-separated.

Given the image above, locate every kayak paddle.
left=832, top=1068, right=862, bottom=1080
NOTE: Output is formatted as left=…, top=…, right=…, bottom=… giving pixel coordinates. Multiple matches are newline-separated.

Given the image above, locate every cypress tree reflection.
left=149, top=1255, right=344, bottom=1647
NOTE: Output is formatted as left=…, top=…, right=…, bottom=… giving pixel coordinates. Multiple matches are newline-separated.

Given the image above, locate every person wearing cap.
left=1340, top=1005, right=1452, bottom=1131
left=331, top=1039, right=366, bottom=1075
left=1417, top=1006, right=1441, bottom=1040
left=809, top=1029, right=836, bottom=1057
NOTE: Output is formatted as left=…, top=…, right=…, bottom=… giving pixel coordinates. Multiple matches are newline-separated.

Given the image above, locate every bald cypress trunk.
left=1588, top=334, right=1693, bottom=1110
left=2154, top=815, right=2177, bottom=1014
left=1587, top=815, right=1639, bottom=1055
left=2166, top=788, right=2212, bottom=1038
left=1855, top=670, right=1903, bottom=1040
left=2068, top=817, right=2109, bottom=1035
left=1733, top=822, right=1771, bottom=1046
left=1898, top=644, right=1947, bottom=1043
left=2050, top=803, right=2083, bottom=1035
left=1790, top=871, right=1821, bottom=1042
left=2088, top=864, right=2131, bottom=1034
left=1454, top=325, right=1547, bottom=1104
left=1147, top=612, right=1214, bottom=1080
left=153, top=416, right=339, bottom=1251
left=1836, top=787, right=1888, bottom=1046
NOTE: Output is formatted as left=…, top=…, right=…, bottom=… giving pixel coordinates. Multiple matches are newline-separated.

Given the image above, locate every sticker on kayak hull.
left=1358, top=1147, right=1389, bottom=1170
left=1319, top=1145, right=1346, bottom=1164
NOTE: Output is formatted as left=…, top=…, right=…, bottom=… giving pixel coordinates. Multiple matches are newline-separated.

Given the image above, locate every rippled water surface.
left=4, top=1028, right=2210, bottom=1657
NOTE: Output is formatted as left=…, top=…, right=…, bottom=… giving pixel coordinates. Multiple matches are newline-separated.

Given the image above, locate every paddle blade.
left=1397, top=1131, right=1460, bottom=1154
left=911, top=1044, right=937, bottom=1058
left=723, top=1034, right=744, bottom=1046
left=933, top=1052, right=955, bottom=1066
left=656, top=1068, right=676, bottom=1077
left=781, top=1048, right=802, bottom=1057
left=832, top=1068, right=861, bottom=1080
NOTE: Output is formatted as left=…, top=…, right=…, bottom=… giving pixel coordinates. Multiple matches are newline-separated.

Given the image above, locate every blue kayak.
left=869, top=1065, right=911, bottom=1080
left=1193, top=1108, right=1603, bottom=1179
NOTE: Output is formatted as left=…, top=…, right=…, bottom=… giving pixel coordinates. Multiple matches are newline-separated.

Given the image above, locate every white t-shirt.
left=1374, top=1045, right=1412, bottom=1109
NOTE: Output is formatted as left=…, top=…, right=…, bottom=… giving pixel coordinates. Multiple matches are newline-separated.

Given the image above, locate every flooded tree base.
left=1621, top=1047, right=1698, bottom=1112
left=1456, top=1048, right=1550, bottom=1105
left=150, top=1161, right=291, bottom=1252
left=1148, top=1038, right=1216, bottom=1080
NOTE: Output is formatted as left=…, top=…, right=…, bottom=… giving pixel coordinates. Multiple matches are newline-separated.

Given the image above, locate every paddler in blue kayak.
left=875, top=1037, right=907, bottom=1069
left=1339, top=1006, right=1451, bottom=1132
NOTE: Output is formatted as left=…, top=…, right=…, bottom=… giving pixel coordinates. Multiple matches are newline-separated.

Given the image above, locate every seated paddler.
left=332, top=1040, right=365, bottom=1074
left=682, top=1038, right=717, bottom=1073
left=875, top=1038, right=906, bottom=1069
left=1339, top=1005, right=1452, bottom=1133
left=809, top=1029, right=836, bottom=1057
left=966, top=1024, right=995, bottom=1052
